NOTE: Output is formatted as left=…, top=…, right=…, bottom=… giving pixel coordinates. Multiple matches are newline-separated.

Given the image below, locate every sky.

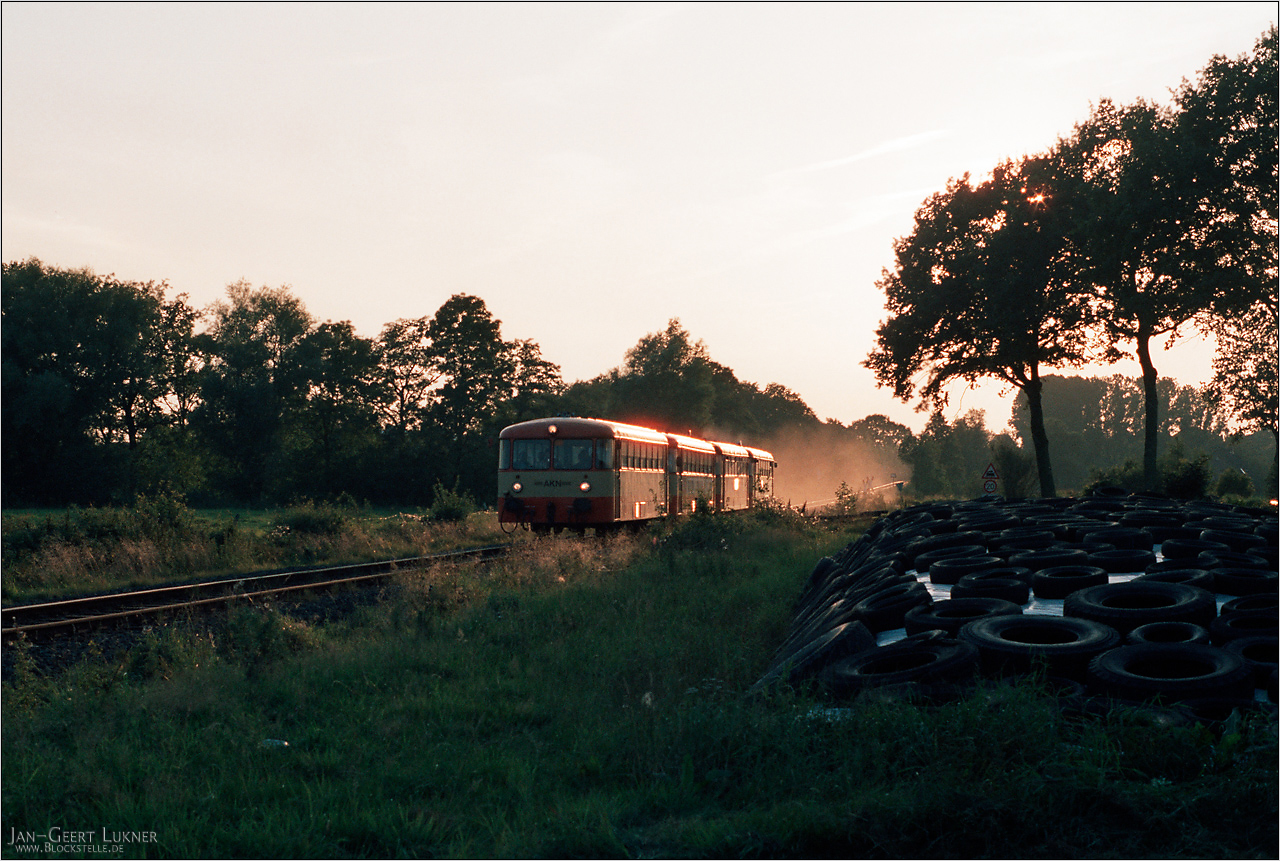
left=3, top=2, right=1275, bottom=434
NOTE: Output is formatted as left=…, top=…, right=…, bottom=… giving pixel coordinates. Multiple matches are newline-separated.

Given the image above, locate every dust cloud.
left=758, top=427, right=910, bottom=513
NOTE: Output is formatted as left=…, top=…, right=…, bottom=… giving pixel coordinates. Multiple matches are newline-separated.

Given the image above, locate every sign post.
left=981, top=462, right=999, bottom=497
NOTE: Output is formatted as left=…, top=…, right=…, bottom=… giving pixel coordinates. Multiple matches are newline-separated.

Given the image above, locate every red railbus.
left=497, top=417, right=776, bottom=533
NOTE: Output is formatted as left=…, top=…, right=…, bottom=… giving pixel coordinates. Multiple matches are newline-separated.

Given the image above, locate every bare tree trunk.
left=1135, top=328, right=1160, bottom=491
left=1024, top=369, right=1057, bottom=498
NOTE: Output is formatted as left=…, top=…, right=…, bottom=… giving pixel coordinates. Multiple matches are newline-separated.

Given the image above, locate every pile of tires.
left=754, top=492, right=1278, bottom=713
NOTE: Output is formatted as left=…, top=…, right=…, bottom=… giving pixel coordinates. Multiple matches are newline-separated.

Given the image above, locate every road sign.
left=983, top=479, right=998, bottom=494
left=982, top=463, right=999, bottom=480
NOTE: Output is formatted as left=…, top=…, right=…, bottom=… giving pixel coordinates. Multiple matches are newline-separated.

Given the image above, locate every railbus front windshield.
left=511, top=439, right=551, bottom=470
left=554, top=439, right=595, bottom=470
left=504, top=438, right=608, bottom=470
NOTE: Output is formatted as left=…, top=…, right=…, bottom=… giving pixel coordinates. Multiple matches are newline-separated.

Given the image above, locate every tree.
left=153, top=293, right=205, bottom=431
left=194, top=281, right=314, bottom=501
left=1179, top=27, right=1279, bottom=486
left=1, top=258, right=177, bottom=503
left=612, top=319, right=717, bottom=433
left=847, top=414, right=912, bottom=452
left=376, top=316, right=438, bottom=435
left=1174, top=26, right=1277, bottom=297
left=290, top=320, right=384, bottom=495
left=1061, top=30, right=1276, bottom=488
left=898, top=410, right=992, bottom=499
left=424, top=294, right=513, bottom=442
left=864, top=155, right=1093, bottom=497
left=1204, top=299, right=1279, bottom=483
left=498, top=338, right=565, bottom=423
left=1063, top=100, right=1222, bottom=488
left=754, top=382, right=818, bottom=431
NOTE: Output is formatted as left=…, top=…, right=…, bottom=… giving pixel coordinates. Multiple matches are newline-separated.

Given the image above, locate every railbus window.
left=512, top=439, right=551, bottom=470
left=498, top=439, right=511, bottom=469
left=554, top=439, right=594, bottom=470
left=597, top=440, right=614, bottom=469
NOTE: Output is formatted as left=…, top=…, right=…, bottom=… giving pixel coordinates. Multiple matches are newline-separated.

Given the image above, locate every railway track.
left=1, top=544, right=512, bottom=640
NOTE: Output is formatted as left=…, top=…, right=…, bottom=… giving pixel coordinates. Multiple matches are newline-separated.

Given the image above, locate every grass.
left=0, top=498, right=514, bottom=603
left=2, top=508, right=1276, bottom=858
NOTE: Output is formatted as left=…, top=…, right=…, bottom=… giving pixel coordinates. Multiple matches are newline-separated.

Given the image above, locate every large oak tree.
left=864, top=155, right=1093, bottom=497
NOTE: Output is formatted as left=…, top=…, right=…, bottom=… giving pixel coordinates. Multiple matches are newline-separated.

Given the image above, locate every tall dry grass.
left=1, top=498, right=513, bottom=602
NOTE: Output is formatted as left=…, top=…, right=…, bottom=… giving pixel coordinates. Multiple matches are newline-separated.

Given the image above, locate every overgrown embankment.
left=1, top=493, right=497, bottom=603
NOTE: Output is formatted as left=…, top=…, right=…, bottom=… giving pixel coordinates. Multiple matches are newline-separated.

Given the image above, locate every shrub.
left=1084, top=443, right=1213, bottom=500
left=1215, top=468, right=1255, bottom=500
left=272, top=499, right=352, bottom=536
left=1084, top=459, right=1144, bottom=495
left=1160, top=442, right=1212, bottom=500
left=990, top=437, right=1038, bottom=498
left=428, top=480, right=476, bottom=522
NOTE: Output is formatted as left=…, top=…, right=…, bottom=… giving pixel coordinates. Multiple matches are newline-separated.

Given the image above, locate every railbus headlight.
left=579, top=481, right=591, bottom=493
left=512, top=482, right=523, bottom=493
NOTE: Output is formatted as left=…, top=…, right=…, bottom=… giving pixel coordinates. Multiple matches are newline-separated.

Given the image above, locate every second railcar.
left=497, top=417, right=776, bottom=533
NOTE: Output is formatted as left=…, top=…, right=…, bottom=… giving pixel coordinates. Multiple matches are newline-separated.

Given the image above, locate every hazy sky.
left=3, top=2, right=1275, bottom=432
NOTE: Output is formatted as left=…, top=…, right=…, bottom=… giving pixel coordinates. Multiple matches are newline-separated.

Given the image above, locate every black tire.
left=1177, top=697, right=1265, bottom=727
left=1220, top=593, right=1279, bottom=618
left=1127, top=621, right=1212, bottom=646
left=959, top=615, right=1121, bottom=681
left=819, top=637, right=979, bottom=697
left=1087, top=643, right=1253, bottom=703
left=903, top=597, right=1023, bottom=636
left=791, top=567, right=901, bottom=623
left=993, top=529, right=1057, bottom=552
left=1032, top=565, right=1109, bottom=599
left=1224, top=635, right=1278, bottom=687
left=1144, top=557, right=1210, bottom=573
left=928, top=555, right=1002, bottom=586
left=1160, top=538, right=1231, bottom=560
left=951, top=574, right=1031, bottom=605
left=751, top=620, right=876, bottom=692
left=906, top=531, right=989, bottom=566
left=851, top=581, right=933, bottom=633
left=1137, top=569, right=1216, bottom=591
left=1198, top=551, right=1270, bottom=570
left=965, top=565, right=1033, bottom=584
left=1079, top=526, right=1155, bottom=551
left=803, top=556, right=839, bottom=594
left=1062, top=581, right=1217, bottom=636
left=1212, top=567, right=1279, bottom=596
left=1087, top=548, right=1157, bottom=574
left=1121, top=512, right=1184, bottom=541
left=1009, top=547, right=1090, bottom=573
left=913, top=544, right=988, bottom=573
left=1196, top=515, right=1258, bottom=531
left=778, top=596, right=865, bottom=659
left=1210, top=611, right=1278, bottom=643
left=1200, top=529, right=1268, bottom=554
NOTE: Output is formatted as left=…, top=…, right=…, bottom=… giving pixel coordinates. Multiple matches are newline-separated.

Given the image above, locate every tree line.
left=865, top=27, right=1277, bottom=497
left=3, top=255, right=1270, bottom=511
left=0, top=266, right=864, bottom=507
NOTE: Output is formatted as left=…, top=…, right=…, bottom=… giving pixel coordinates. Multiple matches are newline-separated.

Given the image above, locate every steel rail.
left=1, top=543, right=512, bottom=639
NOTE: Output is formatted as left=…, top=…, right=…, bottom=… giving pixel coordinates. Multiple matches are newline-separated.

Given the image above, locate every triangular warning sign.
left=982, top=463, right=999, bottom=480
